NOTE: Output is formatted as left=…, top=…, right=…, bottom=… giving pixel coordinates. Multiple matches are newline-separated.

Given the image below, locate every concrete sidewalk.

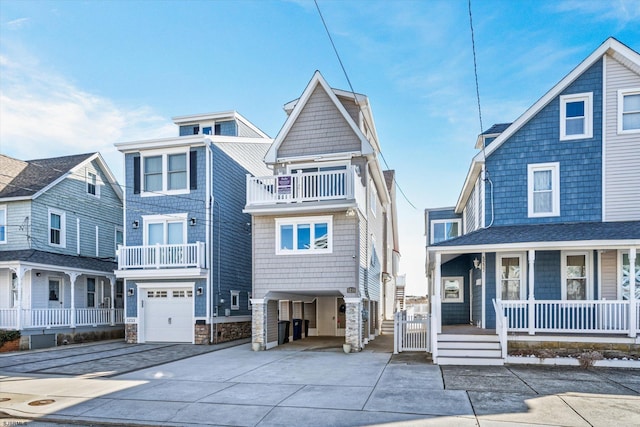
left=1, top=339, right=639, bottom=426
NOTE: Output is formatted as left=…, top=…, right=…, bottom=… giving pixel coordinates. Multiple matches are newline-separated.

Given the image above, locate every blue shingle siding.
left=211, top=145, right=252, bottom=317
left=485, top=59, right=603, bottom=226
left=533, top=251, right=561, bottom=300
left=485, top=253, right=496, bottom=329
left=217, top=120, right=237, bottom=136
left=194, top=278, right=207, bottom=317
left=126, top=280, right=137, bottom=317
left=441, top=255, right=471, bottom=325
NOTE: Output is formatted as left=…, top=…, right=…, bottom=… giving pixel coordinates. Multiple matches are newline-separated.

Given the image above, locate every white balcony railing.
left=118, top=242, right=206, bottom=270
left=497, top=299, right=640, bottom=335
left=246, top=166, right=365, bottom=208
left=0, top=308, right=125, bottom=330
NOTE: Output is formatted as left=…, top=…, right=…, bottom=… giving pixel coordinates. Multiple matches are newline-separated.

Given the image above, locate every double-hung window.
left=528, top=163, right=560, bottom=217
left=0, top=205, right=6, bottom=244
left=430, top=219, right=461, bottom=244
left=276, top=216, right=332, bottom=255
left=49, top=208, right=66, bottom=247
left=87, top=171, right=99, bottom=197
left=498, top=254, right=525, bottom=300
left=560, top=92, right=593, bottom=140
left=141, top=150, right=189, bottom=195
left=562, top=252, right=590, bottom=300
left=618, top=89, right=640, bottom=133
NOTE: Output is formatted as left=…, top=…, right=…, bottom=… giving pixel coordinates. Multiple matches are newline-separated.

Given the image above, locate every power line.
left=314, top=0, right=417, bottom=210
left=468, top=0, right=484, bottom=135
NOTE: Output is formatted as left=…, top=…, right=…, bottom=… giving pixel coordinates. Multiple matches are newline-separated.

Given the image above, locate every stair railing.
left=492, top=299, right=508, bottom=360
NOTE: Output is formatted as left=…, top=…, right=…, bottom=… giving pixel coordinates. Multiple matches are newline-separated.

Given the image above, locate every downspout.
left=205, top=139, right=213, bottom=343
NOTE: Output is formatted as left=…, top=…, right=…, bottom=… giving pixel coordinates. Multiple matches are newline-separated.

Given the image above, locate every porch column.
left=251, top=298, right=266, bottom=350
left=108, top=275, right=116, bottom=326
left=344, top=297, right=362, bottom=352
left=629, top=248, right=637, bottom=338
left=528, top=250, right=536, bottom=335
left=433, top=252, right=442, bottom=334
left=9, top=266, right=29, bottom=330
left=67, top=272, right=81, bottom=328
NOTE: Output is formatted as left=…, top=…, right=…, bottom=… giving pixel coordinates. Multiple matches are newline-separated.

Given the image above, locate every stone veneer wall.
left=213, top=321, right=251, bottom=344
left=57, top=329, right=124, bottom=346
left=194, top=323, right=211, bottom=344
left=125, top=324, right=137, bottom=343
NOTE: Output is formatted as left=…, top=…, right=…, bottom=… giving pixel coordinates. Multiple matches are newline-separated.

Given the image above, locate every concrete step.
left=438, top=334, right=499, bottom=343
left=437, top=356, right=505, bottom=366
left=438, top=348, right=502, bottom=358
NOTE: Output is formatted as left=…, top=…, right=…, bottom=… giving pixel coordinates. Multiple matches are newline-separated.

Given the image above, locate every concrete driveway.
left=1, top=337, right=639, bottom=426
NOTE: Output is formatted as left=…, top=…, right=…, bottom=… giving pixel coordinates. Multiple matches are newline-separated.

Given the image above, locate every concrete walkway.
left=1, top=337, right=639, bottom=426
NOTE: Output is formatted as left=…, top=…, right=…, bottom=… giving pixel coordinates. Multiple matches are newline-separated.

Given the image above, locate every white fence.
left=393, top=311, right=430, bottom=353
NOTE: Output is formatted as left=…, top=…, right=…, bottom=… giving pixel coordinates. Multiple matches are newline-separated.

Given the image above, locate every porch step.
left=381, top=320, right=394, bottom=335
left=437, top=333, right=504, bottom=366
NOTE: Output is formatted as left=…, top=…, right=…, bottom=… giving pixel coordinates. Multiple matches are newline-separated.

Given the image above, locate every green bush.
left=0, top=330, right=21, bottom=347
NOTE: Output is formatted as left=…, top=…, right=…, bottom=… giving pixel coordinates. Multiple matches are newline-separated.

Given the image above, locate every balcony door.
left=147, top=222, right=185, bottom=246
left=143, top=214, right=187, bottom=266
left=288, top=162, right=348, bottom=200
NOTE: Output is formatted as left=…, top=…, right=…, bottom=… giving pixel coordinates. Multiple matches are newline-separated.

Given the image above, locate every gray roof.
left=433, top=221, right=640, bottom=248
left=0, top=153, right=95, bottom=198
left=0, top=250, right=116, bottom=273
left=214, top=142, right=271, bottom=177
left=482, top=123, right=512, bottom=135
left=383, top=170, right=395, bottom=193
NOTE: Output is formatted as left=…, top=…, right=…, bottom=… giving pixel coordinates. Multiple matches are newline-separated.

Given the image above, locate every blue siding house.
left=115, top=111, right=272, bottom=344
left=426, top=38, right=640, bottom=365
left=0, top=153, right=124, bottom=349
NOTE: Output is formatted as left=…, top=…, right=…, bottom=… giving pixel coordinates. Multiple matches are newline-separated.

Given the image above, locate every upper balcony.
left=244, top=166, right=366, bottom=215
left=116, top=242, right=207, bottom=278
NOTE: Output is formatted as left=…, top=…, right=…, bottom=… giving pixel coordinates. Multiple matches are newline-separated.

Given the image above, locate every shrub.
left=0, top=330, right=21, bottom=347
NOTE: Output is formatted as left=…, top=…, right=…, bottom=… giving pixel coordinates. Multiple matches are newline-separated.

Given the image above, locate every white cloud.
left=554, top=0, right=640, bottom=25
left=0, top=53, right=174, bottom=181
left=6, top=17, right=30, bottom=29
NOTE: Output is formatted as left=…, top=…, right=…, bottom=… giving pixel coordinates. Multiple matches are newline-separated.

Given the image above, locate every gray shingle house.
left=425, top=37, right=640, bottom=365
left=245, top=71, right=401, bottom=352
left=0, top=153, right=124, bottom=349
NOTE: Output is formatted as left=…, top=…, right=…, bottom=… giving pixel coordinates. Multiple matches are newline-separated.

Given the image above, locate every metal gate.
left=393, top=311, right=430, bottom=353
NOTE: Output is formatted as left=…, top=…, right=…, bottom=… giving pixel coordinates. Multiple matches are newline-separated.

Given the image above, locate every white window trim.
left=87, top=277, right=96, bottom=308
left=560, top=92, right=593, bottom=141
left=617, top=88, right=640, bottom=134
left=370, top=183, right=377, bottom=218
left=275, top=215, right=333, bottom=255
left=140, top=147, right=190, bottom=197
left=48, top=208, right=66, bottom=248
left=430, top=219, right=462, bottom=244
left=0, top=204, right=6, bottom=244
left=115, top=226, right=123, bottom=255
left=442, top=276, right=464, bottom=303
left=561, top=251, right=592, bottom=300
left=142, top=213, right=188, bottom=245
left=231, top=290, right=240, bottom=310
left=527, top=162, right=560, bottom=218
left=285, top=160, right=349, bottom=174
left=86, top=170, right=101, bottom=198
left=496, top=253, right=527, bottom=301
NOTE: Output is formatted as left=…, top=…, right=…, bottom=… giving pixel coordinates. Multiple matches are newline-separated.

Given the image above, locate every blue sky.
left=1, top=0, right=639, bottom=295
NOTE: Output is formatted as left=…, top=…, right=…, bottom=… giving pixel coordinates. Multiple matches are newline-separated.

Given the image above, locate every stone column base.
left=194, top=323, right=211, bottom=344
left=125, top=324, right=138, bottom=343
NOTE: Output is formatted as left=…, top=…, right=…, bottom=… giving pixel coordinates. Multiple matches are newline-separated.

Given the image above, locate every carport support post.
left=251, top=298, right=266, bottom=350
left=344, top=297, right=361, bottom=352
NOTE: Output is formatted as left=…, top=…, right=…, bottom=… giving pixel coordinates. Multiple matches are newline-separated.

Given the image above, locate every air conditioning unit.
left=103, top=297, right=111, bottom=308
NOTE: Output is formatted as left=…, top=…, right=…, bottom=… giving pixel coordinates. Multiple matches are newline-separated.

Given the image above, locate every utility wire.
left=468, top=0, right=484, bottom=136
left=314, top=0, right=416, bottom=210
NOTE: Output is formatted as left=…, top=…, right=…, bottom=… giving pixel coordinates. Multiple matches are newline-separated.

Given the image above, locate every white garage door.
left=143, top=288, right=193, bottom=343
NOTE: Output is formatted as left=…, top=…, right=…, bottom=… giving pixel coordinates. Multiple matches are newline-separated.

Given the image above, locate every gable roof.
left=456, top=37, right=640, bottom=213
left=264, top=71, right=377, bottom=164
left=0, top=152, right=123, bottom=201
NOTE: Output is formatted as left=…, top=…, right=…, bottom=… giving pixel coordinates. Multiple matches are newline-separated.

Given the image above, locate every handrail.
left=492, top=299, right=507, bottom=360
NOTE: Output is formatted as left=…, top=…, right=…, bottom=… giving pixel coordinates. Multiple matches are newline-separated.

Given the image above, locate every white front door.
left=143, top=287, right=193, bottom=342
left=48, top=278, right=63, bottom=309
left=316, top=296, right=336, bottom=336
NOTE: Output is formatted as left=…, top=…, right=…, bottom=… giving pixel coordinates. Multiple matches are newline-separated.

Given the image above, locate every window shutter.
left=133, top=156, right=140, bottom=194
left=190, top=151, right=197, bottom=190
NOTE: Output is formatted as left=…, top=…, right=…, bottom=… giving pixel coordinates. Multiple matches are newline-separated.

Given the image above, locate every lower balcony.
left=0, top=307, right=124, bottom=330
left=117, top=242, right=206, bottom=270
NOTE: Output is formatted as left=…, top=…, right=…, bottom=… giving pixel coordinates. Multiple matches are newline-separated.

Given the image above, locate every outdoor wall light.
left=127, top=288, right=135, bottom=296
left=132, top=220, right=139, bottom=229
left=219, top=298, right=225, bottom=304
left=473, top=257, right=482, bottom=270
left=197, top=287, right=203, bottom=295
left=190, top=217, right=197, bottom=226
left=346, top=208, right=356, bottom=217
left=36, top=272, right=41, bottom=277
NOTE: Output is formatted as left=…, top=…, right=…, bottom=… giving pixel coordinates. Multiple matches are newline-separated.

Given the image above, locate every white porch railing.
left=492, top=299, right=508, bottom=359
left=393, top=311, right=430, bottom=353
left=0, top=308, right=125, bottom=329
left=497, top=300, right=640, bottom=335
left=118, top=242, right=205, bottom=270
left=246, top=166, right=364, bottom=207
